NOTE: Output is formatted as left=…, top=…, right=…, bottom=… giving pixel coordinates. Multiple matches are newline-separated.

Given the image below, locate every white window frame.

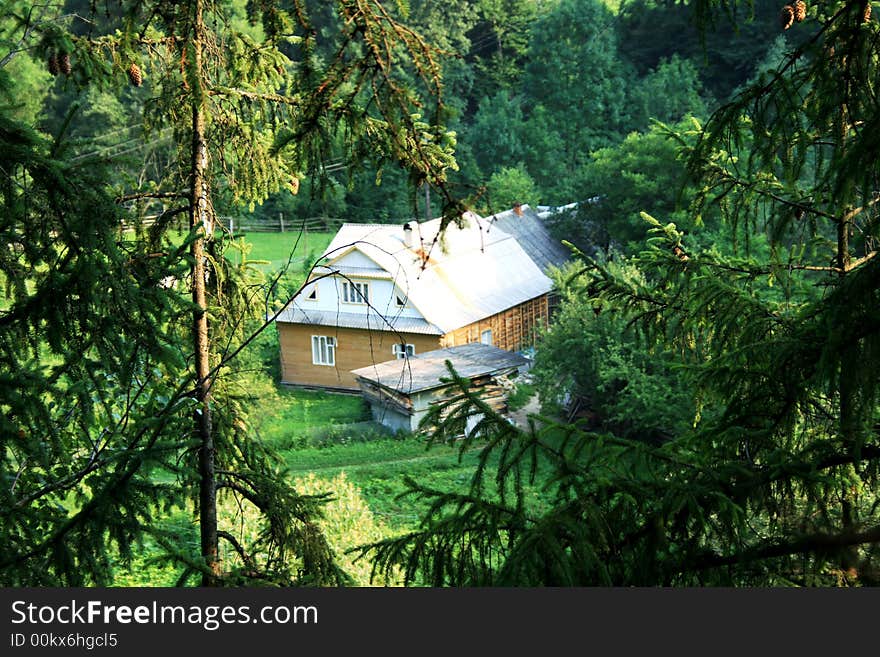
left=305, top=282, right=318, bottom=301
left=395, top=293, right=407, bottom=308
left=392, top=343, right=415, bottom=359
left=311, top=335, right=336, bottom=366
left=341, top=280, right=370, bottom=305
left=480, top=329, right=493, bottom=345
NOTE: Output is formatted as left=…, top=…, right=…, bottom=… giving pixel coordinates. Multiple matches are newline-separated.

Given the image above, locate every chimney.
left=403, top=220, right=419, bottom=249
left=513, top=203, right=523, bottom=216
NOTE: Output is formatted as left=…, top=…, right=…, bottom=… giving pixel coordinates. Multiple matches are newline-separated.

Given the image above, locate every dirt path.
left=508, top=393, right=543, bottom=429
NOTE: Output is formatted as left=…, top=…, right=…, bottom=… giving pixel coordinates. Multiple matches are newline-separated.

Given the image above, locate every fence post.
left=229, top=217, right=234, bottom=238
left=279, top=212, right=284, bottom=233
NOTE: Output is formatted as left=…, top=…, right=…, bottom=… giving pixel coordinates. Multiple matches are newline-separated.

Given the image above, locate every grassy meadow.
left=251, top=388, right=493, bottom=530
left=226, top=230, right=335, bottom=274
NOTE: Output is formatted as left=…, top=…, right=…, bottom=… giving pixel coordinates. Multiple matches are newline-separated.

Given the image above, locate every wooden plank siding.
left=440, top=294, right=549, bottom=351
left=280, top=293, right=549, bottom=389
left=278, top=323, right=442, bottom=390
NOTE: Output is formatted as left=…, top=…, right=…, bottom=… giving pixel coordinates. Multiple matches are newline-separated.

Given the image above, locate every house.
left=274, top=205, right=567, bottom=390
left=351, top=343, right=529, bottom=432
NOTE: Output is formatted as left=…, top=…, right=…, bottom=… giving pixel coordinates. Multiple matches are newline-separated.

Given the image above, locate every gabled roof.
left=485, top=204, right=571, bottom=271
left=351, top=343, right=528, bottom=394
left=282, top=211, right=554, bottom=334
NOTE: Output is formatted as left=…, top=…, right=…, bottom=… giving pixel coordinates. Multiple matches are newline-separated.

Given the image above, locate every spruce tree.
left=2, top=0, right=456, bottom=585
left=360, top=0, right=880, bottom=586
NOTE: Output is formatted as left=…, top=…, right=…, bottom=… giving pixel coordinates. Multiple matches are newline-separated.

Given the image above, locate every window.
left=480, top=329, right=493, bottom=345
left=341, top=281, right=369, bottom=304
left=392, top=343, right=415, bottom=359
left=306, top=285, right=318, bottom=301
left=395, top=294, right=407, bottom=307
left=311, top=335, right=336, bottom=366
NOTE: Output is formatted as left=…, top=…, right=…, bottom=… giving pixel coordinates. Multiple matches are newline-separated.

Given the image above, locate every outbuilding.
left=351, top=343, right=529, bottom=433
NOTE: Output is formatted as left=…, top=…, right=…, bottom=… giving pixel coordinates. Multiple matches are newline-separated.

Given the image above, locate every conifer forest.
left=2, top=0, right=880, bottom=587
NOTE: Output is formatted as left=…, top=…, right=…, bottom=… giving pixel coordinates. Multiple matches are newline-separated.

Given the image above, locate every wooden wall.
left=278, top=323, right=442, bottom=389
left=440, top=294, right=549, bottom=351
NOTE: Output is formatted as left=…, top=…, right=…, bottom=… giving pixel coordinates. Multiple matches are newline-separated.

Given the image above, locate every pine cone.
left=672, top=245, right=689, bottom=262
left=780, top=4, right=795, bottom=29
left=47, top=54, right=59, bottom=76
left=794, top=0, right=807, bottom=21
left=127, top=63, right=143, bottom=87
left=59, top=52, right=71, bottom=76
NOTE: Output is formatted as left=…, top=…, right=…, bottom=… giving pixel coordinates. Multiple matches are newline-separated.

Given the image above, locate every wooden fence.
left=121, top=214, right=341, bottom=235
left=234, top=215, right=340, bottom=234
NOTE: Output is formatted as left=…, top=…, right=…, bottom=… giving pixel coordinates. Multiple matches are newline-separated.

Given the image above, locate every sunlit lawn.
left=228, top=230, right=334, bottom=273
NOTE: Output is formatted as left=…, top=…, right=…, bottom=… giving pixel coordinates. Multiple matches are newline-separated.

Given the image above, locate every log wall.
left=441, top=294, right=549, bottom=351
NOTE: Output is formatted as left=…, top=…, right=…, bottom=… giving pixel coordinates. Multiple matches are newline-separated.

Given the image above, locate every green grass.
left=257, top=388, right=372, bottom=444
left=228, top=231, right=335, bottom=273
left=507, top=382, right=537, bottom=412
left=281, top=435, right=483, bottom=528
left=252, top=388, right=484, bottom=528
left=256, top=389, right=559, bottom=530
left=113, top=389, right=557, bottom=584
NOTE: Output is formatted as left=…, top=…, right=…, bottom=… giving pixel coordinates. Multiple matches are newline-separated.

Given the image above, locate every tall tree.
left=466, top=0, right=536, bottom=106
left=2, top=0, right=456, bottom=585
left=360, top=0, right=880, bottom=586
left=520, top=0, right=633, bottom=200
left=566, top=118, right=697, bottom=252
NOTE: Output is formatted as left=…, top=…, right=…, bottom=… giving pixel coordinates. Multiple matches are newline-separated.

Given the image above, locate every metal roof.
left=351, top=343, right=529, bottom=394
left=485, top=204, right=571, bottom=271
left=275, top=306, right=443, bottom=335
left=312, top=264, right=393, bottom=280
left=312, top=212, right=554, bottom=334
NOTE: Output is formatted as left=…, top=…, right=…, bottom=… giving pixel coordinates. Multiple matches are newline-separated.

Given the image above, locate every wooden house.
left=351, top=343, right=529, bottom=432
left=275, top=205, right=568, bottom=390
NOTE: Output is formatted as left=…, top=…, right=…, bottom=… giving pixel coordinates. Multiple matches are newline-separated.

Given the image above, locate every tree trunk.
left=188, top=0, right=219, bottom=586
left=836, top=98, right=858, bottom=573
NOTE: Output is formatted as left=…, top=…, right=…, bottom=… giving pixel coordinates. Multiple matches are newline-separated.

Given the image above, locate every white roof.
left=310, top=213, right=553, bottom=334
left=275, top=307, right=443, bottom=335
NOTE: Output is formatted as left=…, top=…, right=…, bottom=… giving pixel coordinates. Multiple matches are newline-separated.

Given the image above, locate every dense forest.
left=2, top=0, right=880, bottom=586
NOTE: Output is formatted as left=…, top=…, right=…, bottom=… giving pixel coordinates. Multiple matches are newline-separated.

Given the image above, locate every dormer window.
left=342, top=281, right=369, bottom=304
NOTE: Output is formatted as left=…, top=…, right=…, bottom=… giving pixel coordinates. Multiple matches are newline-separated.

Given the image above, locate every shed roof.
left=351, top=343, right=528, bottom=394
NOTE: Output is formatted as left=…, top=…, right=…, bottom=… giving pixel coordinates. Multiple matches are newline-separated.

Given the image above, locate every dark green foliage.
left=0, top=107, right=188, bottom=584
left=359, top=0, right=880, bottom=587
left=466, top=0, right=537, bottom=108
left=534, top=262, right=696, bottom=443
left=520, top=0, right=634, bottom=200
left=562, top=119, right=697, bottom=252
left=468, top=90, right=528, bottom=178
left=629, top=55, right=711, bottom=128
left=618, top=0, right=783, bottom=102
